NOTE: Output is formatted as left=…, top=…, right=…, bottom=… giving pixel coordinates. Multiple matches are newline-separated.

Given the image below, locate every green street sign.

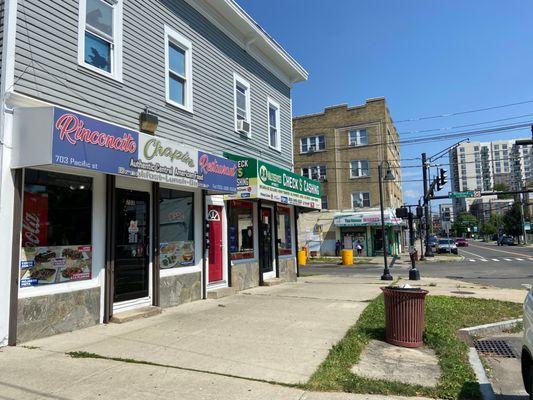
left=449, top=191, right=474, bottom=198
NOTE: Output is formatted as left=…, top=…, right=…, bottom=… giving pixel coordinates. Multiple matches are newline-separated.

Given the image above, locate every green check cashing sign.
left=224, top=153, right=322, bottom=210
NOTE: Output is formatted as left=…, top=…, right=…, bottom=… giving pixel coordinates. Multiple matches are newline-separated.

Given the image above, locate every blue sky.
left=237, top=0, right=533, bottom=208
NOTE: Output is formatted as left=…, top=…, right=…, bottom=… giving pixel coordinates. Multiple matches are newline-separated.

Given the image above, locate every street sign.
left=449, top=191, right=474, bottom=198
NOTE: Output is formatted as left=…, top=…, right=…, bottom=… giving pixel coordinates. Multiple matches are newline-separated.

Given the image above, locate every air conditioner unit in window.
left=308, top=145, right=316, bottom=153
left=237, top=119, right=250, bottom=134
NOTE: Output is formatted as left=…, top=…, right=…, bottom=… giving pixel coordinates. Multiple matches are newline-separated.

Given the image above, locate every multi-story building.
left=0, top=0, right=315, bottom=347
left=449, top=138, right=531, bottom=217
left=292, top=99, right=404, bottom=257
left=439, top=203, right=454, bottom=224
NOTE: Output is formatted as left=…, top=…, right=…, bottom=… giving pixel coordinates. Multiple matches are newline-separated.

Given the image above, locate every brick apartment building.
left=293, top=98, right=404, bottom=256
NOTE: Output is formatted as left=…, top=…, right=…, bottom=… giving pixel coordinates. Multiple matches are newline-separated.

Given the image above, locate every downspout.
left=201, top=189, right=207, bottom=299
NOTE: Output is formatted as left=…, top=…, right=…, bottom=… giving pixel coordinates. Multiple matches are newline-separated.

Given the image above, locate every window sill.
left=231, top=258, right=257, bottom=264
left=348, top=143, right=369, bottom=148
left=78, top=62, right=123, bottom=84
left=269, top=145, right=281, bottom=153
left=165, top=99, right=194, bottom=114
left=349, top=176, right=371, bottom=180
left=234, top=129, right=252, bottom=139
left=300, top=149, right=326, bottom=155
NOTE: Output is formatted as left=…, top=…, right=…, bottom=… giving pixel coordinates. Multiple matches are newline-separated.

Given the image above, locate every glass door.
left=114, top=189, right=150, bottom=303
left=260, top=207, right=275, bottom=279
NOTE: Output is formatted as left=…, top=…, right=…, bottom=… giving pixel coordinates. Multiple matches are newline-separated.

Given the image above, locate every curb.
left=461, top=319, right=523, bottom=400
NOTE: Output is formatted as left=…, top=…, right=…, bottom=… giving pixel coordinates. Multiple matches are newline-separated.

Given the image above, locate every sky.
left=236, top=0, right=533, bottom=210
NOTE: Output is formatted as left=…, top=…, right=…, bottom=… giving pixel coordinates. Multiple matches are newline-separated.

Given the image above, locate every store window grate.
left=473, top=339, right=517, bottom=359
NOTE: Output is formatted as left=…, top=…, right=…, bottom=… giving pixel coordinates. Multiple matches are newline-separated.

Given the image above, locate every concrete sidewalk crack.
left=67, top=351, right=305, bottom=390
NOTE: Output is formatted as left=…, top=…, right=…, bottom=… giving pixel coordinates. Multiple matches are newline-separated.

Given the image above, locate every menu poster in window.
left=20, top=245, right=92, bottom=287
left=22, top=192, right=49, bottom=247
left=159, top=197, right=195, bottom=268
left=160, top=241, right=195, bottom=268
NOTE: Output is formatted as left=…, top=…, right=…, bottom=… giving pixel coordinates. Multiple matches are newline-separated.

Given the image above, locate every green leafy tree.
left=480, top=214, right=504, bottom=237
left=503, top=203, right=523, bottom=240
left=493, top=183, right=513, bottom=199
left=452, top=212, right=477, bottom=236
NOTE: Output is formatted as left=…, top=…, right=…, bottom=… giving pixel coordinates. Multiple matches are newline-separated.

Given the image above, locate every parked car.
left=436, top=239, right=458, bottom=254
left=455, top=238, right=469, bottom=247
left=428, top=236, right=439, bottom=249
left=522, top=285, right=533, bottom=398
left=498, top=235, right=516, bottom=246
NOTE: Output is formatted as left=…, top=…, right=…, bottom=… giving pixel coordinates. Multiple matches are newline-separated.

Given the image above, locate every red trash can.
left=382, top=286, right=428, bottom=348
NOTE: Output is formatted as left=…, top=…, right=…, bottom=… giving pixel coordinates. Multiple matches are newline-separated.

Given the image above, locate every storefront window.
left=228, top=200, right=254, bottom=260
left=159, top=188, right=195, bottom=269
left=277, top=206, right=292, bottom=256
left=20, top=169, right=93, bottom=287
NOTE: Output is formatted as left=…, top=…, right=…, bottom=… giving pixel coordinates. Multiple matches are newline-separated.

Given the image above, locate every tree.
left=452, top=212, right=477, bottom=236
left=493, top=183, right=513, bottom=200
left=480, top=214, right=504, bottom=238
left=503, top=203, right=523, bottom=240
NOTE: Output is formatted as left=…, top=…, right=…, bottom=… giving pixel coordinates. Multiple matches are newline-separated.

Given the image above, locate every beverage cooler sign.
left=20, top=245, right=92, bottom=287
left=49, top=107, right=236, bottom=192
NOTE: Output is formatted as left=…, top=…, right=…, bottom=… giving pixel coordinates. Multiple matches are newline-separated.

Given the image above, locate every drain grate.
left=473, top=339, right=518, bottom=358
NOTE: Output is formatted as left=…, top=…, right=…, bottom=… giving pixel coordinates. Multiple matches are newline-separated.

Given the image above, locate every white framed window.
left=352, top=192, right=370, bottom=208
left=348, top=129, right=368, bottom=147
left=350, top=160, right=369, bottom=178
left=300, top=135, right=325, bottom=153
left=164, top=26, right=193, bottom=112
left=267, top=97, right=280, bottom=150
left=234, top=73, right=251, bottom=136
left=301, top=165, right=327, bottom=181
left=78, top=0, right=123, bottom=80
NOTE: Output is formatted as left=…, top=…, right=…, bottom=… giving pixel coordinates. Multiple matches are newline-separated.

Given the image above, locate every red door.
left=208, top=205, right=223, bottom=283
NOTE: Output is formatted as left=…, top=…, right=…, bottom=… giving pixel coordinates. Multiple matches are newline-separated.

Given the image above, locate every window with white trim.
left=352, top=192, right=371, bottom=208
left=267, top=98, right=280, bottom=150
left=300, top=135, right=325, bottom=153
left=348, top=129, right=368, bottom=146
left=301, top=165, right=327, bottom=181
left=164, top=26, right=193, bottom=112
left=350, top=160, right=369, bottom=178
left=234, top=74, right=251, bottom=134
left=78, top=0, right=123, bottom=80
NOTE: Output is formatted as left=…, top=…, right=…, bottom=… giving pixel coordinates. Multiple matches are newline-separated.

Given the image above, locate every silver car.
left=436, top=239, right=458, bottom=254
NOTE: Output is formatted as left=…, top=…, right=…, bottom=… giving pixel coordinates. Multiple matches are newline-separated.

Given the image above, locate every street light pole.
left=422, top=153, right=433, bottom=257
left=379, top=163, right=393, bottom=281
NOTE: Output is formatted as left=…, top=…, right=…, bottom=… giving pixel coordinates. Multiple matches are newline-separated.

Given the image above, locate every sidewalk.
left=0, top=274, right=526, bottom=399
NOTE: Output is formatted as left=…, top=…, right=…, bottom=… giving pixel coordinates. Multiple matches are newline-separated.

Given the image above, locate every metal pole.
left=408, top=208, right=420, bottom=280
left=521, top=189, right=528, bottom=245
left=379, top=164, right=393, bottom=281
left=422, top=153, right=434, bottom=257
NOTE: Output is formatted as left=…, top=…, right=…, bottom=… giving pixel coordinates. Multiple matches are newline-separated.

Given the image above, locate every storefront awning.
left=12, top=107, right=237, bottom=193
left=334, top=209, right=404, bottom=227
left=223, top=153, right=322, bottom=210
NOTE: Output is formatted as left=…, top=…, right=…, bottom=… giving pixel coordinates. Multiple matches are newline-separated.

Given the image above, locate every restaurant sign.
left=334, top=211, right=404, bottom=227
left=223, top=153, right=322, bottom=210
left=12, top=107, right=237, bottom=193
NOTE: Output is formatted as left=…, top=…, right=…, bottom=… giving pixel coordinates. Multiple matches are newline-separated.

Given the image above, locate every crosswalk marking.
left=469, top=259, right=476, bottom=262
left=516, top=258, right=524, bottom=261
left=504, top=258, right=512, bottom=261
left=491, top=258, right=499, bottom=261
left=463, top=255, right=533, bottom=263
left=529, top=258, right=533, bottom=261
left=480, top=259, right=488, bottom=262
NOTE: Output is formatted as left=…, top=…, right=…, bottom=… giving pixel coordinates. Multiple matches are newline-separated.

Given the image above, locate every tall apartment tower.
left=449, top=138, right=532, bottom=217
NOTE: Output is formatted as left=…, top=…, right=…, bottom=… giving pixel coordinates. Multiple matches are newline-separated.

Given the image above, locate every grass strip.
left=305, top=295, right=522, bottom=399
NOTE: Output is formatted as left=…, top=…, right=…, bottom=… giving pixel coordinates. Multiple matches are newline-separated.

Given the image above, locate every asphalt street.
left=301, top=240, right=533, bottom=290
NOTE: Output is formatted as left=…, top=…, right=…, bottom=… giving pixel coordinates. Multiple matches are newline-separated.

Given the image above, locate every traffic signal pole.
left=422, top=153, right=434, bottom=257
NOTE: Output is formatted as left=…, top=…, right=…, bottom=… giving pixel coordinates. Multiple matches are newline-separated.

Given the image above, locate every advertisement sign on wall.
left=14, top=107, right=236, bottom=193
left=223, top=153, right=321, bottom=209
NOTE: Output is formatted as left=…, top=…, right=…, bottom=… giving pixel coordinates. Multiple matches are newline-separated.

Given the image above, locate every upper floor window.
left=301, top=165, right=327, bottom=181
left=234, top=73, right=251, bottom=136
left=352, top=192, right=370, bottom=208
left=349, top=129, right=368, bottom=146
left=78, top=0, right=123, bottom=80
left=165, top=26, right=193, bottom=112
left=321, top=195, right=328, bottom=210
left=350, top=160, right=369, bottom=178
left=267, top=98, right=280, bottom=150
left=300, top=135, right=325, bottom=153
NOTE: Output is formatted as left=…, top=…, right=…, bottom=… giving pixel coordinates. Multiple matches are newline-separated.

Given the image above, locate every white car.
left=522, top=286, right=533, bottom=398
left=435, top=239, right=458, bottom=254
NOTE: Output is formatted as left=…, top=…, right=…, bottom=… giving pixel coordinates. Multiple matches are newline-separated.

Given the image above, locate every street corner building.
left=0, top=0, right=310, bottom=346
left=292, top=99, right=405, bottom=256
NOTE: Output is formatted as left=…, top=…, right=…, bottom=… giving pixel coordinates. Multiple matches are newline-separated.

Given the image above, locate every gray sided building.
left=0, top=0, right=309, bottom=346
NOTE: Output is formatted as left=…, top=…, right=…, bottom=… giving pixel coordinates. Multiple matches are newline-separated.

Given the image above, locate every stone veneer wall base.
left=160, top=272, right=202, bottom=308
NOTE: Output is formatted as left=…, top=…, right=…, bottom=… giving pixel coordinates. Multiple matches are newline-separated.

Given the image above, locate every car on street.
left=498, top=235, right=516, bottom=246
left=436, top=238, right=458, bottom=254
left=455, top=238, right=469, bottom=247
left=522, top=285, right=533, bottom=398
left=428, top=235, right=438, bottom=250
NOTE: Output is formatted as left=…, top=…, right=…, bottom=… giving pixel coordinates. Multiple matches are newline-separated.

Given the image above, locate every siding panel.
left=14, top=0, right=294, bottom=168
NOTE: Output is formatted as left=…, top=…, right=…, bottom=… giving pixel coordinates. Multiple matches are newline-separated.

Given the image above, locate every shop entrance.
left=114, top=189, right=150, bottom=303
left=260, top=206, right=275, bottom=279
left=208, top=205, right=223, bottom=283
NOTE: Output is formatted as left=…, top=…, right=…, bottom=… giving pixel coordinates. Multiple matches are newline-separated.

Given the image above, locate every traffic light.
left=416, top=206, right=423, bottom=219
left=395, top=207, right=408, bottom=218
left=439, top=168, right=447, bottom=186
